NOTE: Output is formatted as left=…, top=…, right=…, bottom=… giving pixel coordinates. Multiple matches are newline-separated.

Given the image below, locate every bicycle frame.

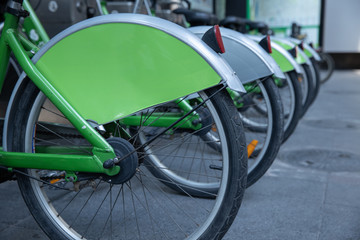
left=22, top=0, right=49, bottom=46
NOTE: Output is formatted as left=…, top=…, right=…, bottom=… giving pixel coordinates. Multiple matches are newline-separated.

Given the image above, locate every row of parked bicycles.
left=0, top=0, right=334, bottom=239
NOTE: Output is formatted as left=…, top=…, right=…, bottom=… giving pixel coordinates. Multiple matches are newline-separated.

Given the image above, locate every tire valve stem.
left=247, top=140, right=259, bottom=158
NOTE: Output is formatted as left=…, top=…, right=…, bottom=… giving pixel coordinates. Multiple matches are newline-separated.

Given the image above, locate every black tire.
left=300, top=63, right=315, bottom=117
left=239, top=77, right=284, bottom=187
left=319, top=52, right=335, bottom=84
left=280, top=71, right=303, bottom=143
left=6, top=79, right=247, bottom=240
left=309, top=57, right=321, bottom=106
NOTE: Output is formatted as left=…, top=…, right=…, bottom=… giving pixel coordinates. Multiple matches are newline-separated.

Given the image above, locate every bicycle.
left=208, top=15, right=304, bottom=142
left=0, top=1, right=248, bottom=239
left=4, top=0, right=252, bottom=197
left=219, top=16, right=320, bottom=119
left=177, top=11, right=303, bottom=143
left=291, top=22, right=334, bottom=84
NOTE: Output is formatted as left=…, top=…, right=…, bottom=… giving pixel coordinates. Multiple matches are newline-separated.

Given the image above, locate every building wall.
left=323, top=0, right=360, bottom=52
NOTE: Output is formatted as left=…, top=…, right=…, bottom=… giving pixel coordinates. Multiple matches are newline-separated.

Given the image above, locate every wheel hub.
left=103, top=137, right=138, bottom=184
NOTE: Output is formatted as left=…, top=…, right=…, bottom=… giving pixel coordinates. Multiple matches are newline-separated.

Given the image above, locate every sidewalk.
left=1, top=70, right=360, bottom=239
left=226, top=70, right=360, bottom=240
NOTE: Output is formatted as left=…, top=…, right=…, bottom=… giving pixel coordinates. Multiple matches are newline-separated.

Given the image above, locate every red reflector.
left=266, top=35, right=272, bottom=53
left=214, top=25, right=225, bottom=53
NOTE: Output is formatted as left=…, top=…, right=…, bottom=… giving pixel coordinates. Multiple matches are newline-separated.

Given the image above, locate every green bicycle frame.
left=22, top=0, right=49, bottom=46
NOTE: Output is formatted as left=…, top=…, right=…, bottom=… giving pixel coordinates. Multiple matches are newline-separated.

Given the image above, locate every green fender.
left=273, top=40, right=306, bottom=64
left=33, top=15, right=229, bottom=125
left=270, top=47, right=294, bottom=73
left=303, top=48, right=313, bottom=58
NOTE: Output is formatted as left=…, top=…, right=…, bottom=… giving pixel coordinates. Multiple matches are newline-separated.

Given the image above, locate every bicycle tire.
left=6, top=79, right=247, bottom=240
left=280, top=71, right=303, bottom=143
left=241, top=77, right=284, bottom=187
left=319, top=52, right=335, bottom=84
left=309, top=57, right=321, bottom=106
left=300, top=64, right=315, bottom=117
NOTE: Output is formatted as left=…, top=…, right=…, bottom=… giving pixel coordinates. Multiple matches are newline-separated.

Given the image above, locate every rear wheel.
left=6, top=79, right=247, bottom=240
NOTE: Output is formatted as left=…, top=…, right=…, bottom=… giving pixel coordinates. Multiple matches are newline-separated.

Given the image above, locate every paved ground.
left=0, top=70, right=359, bottom=239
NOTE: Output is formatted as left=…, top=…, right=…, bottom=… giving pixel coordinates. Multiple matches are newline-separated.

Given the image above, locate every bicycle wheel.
left=6, top=79, right=247, bottom=240
left=278, top=71, right=303, bottom=143
left=318, top=52, right=335, bottom=84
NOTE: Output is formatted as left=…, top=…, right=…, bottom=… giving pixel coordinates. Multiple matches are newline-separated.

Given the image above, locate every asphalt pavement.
left=0, top=70, right=359, bottom=240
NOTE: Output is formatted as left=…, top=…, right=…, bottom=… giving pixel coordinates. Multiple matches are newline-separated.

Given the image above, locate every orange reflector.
left=211, top=124, right=217, bottom=132
left=247, top=140, right=259, bottom=158
left=50, top=179, right=61, bottom=184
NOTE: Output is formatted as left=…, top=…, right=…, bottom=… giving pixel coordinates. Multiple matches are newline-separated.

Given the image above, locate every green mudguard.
left=33, top=15, right=227, bottom=125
